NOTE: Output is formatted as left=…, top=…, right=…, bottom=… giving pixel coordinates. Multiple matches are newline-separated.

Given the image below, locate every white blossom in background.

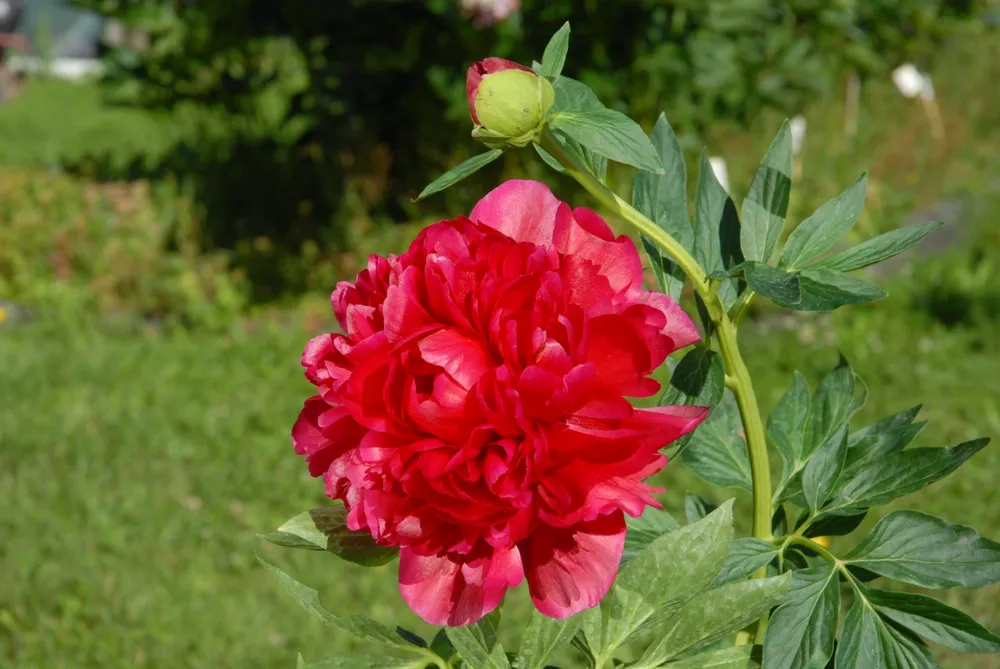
left=708, top=157, right=729, bottom=193
left=892, top=63, right=925, bottom=99
left=460, top=0, right=520, bottom=25
left=919, top=74, right=936, bottom=102
left=892, top=62, right=943, bottom=139
left=790, top=115, right=807, bottom=156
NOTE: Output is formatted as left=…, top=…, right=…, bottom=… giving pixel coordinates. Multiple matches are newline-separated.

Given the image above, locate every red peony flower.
left=293, top=180, right=707, bottom=626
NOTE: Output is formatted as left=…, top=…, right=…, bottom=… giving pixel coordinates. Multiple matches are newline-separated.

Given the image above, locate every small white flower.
left=790, top=115, right=807, bottom=156
left=892, top=63, right=925, bottom=99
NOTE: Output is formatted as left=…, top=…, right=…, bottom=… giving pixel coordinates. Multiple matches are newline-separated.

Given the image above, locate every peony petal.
left=292, top=397, right=364, bottom=477
left=521, top=512, right=625, bottom=619
left=470, top=180, right=562, bottom=247
left=399, top=546, right=522, bottom=626
left=537, top=454, right=666, bottom=528
left=302, top=334, right=336, bottom=370
left=631, top=404, right=709, bottom=446
left=585, top=315, right=655, bottom=397
left=632, top=290, right=701, bottom=351
left=561, top=404, right=709, bottom=459
left=292, top=396, right=331, bottom=456
left=554, top=206, right=644, bottom=296
left=418, top=328, right=495, bottom=390
left=383, top=267, right=437, bottom=344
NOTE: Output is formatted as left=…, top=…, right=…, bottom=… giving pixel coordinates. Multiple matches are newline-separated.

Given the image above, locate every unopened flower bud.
left=466, top=57, right=555, bottom=146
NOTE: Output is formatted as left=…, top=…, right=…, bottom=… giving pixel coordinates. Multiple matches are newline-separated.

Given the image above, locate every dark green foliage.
left=67, top=0, right=986, bottom=299
left=636, top=114, right=691, bottom=299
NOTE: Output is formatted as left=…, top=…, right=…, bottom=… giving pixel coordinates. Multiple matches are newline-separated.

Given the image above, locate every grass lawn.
left=2, top=274, right=999, bottom=668
left=0, top=79, right=171, bottom=173
left=0, top=318, right=427, bottom=668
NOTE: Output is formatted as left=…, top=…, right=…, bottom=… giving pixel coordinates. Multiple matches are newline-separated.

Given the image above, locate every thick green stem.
left=538, top=129, right=773, bottom=561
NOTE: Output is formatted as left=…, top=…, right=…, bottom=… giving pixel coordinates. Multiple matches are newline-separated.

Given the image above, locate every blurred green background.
left=1, top=1, right=1000, bottom=667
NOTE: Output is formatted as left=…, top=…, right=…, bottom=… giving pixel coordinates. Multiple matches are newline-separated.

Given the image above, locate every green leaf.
left=741, top=121, right=792, bottom=263
left=624, top=507, right=681, bottom=566
left=395, top=627, right=427, bottom=648
left=714, top=538, right=781, bottom=586
left=815, top=221, right=943, bottom=272
left=540, top=22, right=570, bottom=79
left=843, top=418, right=926, bottom=480
left=768, top=371, right=811, bottom=481
left=634, top=114, right=692, bottom=298
left=641, top=236, right=682, bottom=299
left=572, top=610, right=602, bottom=668
left=804, top=359, right=859, bottom=459
left=256, top=555, right=416, bottom=651
left=845, top=510, right=1000, bottom=589
left=634, top=575, right=790, bottom=668
left=634, top=115, right=690, bottom=242
left=549, top=109, right=663, bottom=173
left=430, top=630, right=457, bottom=664
left=551, top=75, right=603, bottom=112
left=516, top=610, right=582, bottom=669
left=803, top=510, right=868, bottom=539
left=660, top=347, right=725, bottom=454
left=780, top=173, right=868, bottom=269
left=694, top=151, right=743, bottom=310
left=826, top=438, right=990, bottom=516
left=415, top=150, right=504, bottom=201
left=763, top=565, right=840, bottom=669
left=533, top=143, right=566, bottom=173
left=773, top=506, right=789, bottom=537
left=866, top=588, right=1000, bottom=653
left=802, top=425, right=849, bottom=513
left=683, top=393, right=752, bottom=491
left=739, top=261, right=801, bottom=306
left=599, top=501, right=735, bottom=655
left=261, top=507, right=398, bottom=567
left=447, top=620, right=511, bottom=669
left=684, top=493, right=718, bottom=524
left=849, top=405, right=922, bottom=449
left=836, top=594, right=935, bottom=669
left=574, top=142, right=608, bottom=183
left=545, top=76, right=608, bottom=183
left=774, top=268, right=886, bottom=312
left=660, top=645, right=755, bottom=669
left=545, top=128, right=608, bottom=183
left=297, top=656, right=426, bottom=669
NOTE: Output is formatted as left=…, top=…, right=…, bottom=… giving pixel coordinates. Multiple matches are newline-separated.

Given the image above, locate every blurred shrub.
left=55, top=0, right=988, bottom=300
left=0, top=168, right=246, bottom=331
left=907, top=187, right=1000, bottom=329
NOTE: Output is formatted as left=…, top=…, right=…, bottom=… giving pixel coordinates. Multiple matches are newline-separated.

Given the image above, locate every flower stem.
left=781, top=535, right=841, bottom=564
left=538, top=130, right=773, bottom=574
